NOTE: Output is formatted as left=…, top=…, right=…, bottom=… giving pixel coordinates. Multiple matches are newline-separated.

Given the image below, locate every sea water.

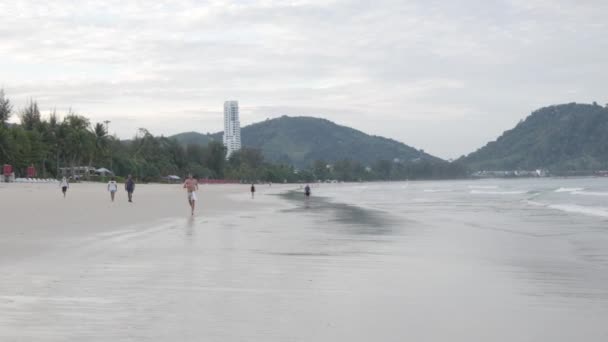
left=276, top=178, right=608, bottom=341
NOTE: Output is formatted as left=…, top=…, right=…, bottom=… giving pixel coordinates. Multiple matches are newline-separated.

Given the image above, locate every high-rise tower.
left=223, top=100, right=241, bottom=158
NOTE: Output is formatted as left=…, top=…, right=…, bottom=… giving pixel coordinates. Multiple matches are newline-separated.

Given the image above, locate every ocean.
left=277, top=178, right=608, bottom=341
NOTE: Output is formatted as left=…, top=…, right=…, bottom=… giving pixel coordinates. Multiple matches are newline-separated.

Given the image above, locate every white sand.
left=2, top=182, right=336, bottom=341
left=0, top=182, right=290, bottom=263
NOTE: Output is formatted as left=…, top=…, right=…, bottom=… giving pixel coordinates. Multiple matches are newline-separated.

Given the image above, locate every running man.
left=251, top=184, right=256, bottom=199
left=125, top=175, right=135, bottom=203
left=304, top=184, right=311, bottom=198
left=107, top=177, right=118, bottom=202
left=60, top=177, right=69, bottom=198
left=183, top=174, right=199, bottom=215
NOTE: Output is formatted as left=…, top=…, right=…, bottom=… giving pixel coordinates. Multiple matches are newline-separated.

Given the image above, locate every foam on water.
left=548, top=204, right=608, bottom=218
left=572, top=191, right=608, bottom=197
left=526, top=199, right=608, bottom=218
left=555, top=187, right=584, bottom=193
left=470, top=190, right=528, bottom=195
left=525, top=200, right=545, bottom=207
left=468, top=185, right=499, bottom=189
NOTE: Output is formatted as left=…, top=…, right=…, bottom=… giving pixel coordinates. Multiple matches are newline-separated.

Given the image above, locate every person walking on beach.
left=107, top=177, right=118, bottom=202
left=304, top=184, right=311, bottom=198
left=251, top=184, right=256, bottom=199
left=125, top=175, right=135, bottom=203
left=60, top=177, right=69, bottom=198
left=183, top=174, right=199, bottom=215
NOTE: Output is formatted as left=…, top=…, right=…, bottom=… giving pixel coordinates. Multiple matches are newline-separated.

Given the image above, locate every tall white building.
left=223, top=100, right=242, bottom=158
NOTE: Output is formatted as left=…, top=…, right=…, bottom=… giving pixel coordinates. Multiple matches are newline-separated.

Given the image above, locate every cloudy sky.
left=1, top=0, right=606, bottom=159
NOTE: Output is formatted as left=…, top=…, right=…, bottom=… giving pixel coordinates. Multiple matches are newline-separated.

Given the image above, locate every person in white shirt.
left=60, top=177, right=69, bottom=198
left=107, top=177, right=118, bottom=202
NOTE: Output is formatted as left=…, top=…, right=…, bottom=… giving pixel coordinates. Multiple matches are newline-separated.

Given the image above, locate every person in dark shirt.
left=125, top=174, right=135, bottom=203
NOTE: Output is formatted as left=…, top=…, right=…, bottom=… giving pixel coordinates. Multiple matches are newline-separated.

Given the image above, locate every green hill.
left=461, top=103, right=608, bottom=172
left=170, top=131, right=216, bottom=146
left=171, top=116, right=439, bottom=167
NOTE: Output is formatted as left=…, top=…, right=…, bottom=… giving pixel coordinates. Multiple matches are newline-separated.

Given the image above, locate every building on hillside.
left=223, top=100, right=242, bottom=158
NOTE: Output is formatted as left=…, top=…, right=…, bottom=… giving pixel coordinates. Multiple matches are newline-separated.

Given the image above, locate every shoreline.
left=1, top=179, right=607, bottom=341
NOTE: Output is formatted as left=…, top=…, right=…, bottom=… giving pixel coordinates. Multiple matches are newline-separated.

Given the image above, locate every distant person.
left=125, top=175, right=135, bottom=203
left=107, top=177, right=118, bottom=202
left=60, top=177, right=69, bottom=198
left=305, top=184, right=311, bottom=198
left=183, top=174, right=199, bottom=215
left=251, top=184, right=256, bottom=199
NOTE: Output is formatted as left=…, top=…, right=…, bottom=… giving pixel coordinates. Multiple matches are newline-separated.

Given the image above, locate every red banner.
left=3, top=164, right=12, bottom=176
left=27, top=166, right=36, bottom=178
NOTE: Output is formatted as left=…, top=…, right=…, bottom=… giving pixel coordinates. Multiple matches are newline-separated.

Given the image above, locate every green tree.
left=0, top=89, right=12, bottom=126
left=374, top=160, right=392, bottom=180
left=20, top=99, right=42, bottom=130
left=162, top=138, right=187, bottom=174
left=60, top=114, right=96, bottom=170
left=206, top=141, right=226, bottom=178
left=312, top=160, right=330, bottom=181
left=0, top=125, right=16, bottom=164
left=92, top=122, right=110, bottom=166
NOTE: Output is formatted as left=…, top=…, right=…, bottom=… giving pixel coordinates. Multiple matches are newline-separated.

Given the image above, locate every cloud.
left=1, top=0, right=607, bottom=158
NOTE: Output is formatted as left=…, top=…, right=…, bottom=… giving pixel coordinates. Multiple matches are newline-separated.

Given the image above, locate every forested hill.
left=171, top=116, right=440, bottom=167
left=170, top=131, right=215, bottom=146
left=461, top=103, right=608, bottom=172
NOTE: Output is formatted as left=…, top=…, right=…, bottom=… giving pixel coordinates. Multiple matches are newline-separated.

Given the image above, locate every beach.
left=1, top=179, right=608, bottom=341
left=0, top=182, right=276, bottom=262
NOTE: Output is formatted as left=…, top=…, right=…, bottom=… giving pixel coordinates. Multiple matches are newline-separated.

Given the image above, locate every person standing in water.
left=60, top=177, right=69, bottom=198
left=183, top=174, right=199, bottom=215
left=125, top=175, right=135, bottom=203
left=304, top=184, right=311, bottom=198
left=250, top=184, right=256, bottom=199
left=107, top=177, right=118, bottom=202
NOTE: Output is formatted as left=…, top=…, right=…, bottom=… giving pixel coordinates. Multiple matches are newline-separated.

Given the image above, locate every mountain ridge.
left=460, top=102, right=608, bottom=172
left=172, top=102, right=608, bottom=173
left=171, top=115, right=440, bottom=168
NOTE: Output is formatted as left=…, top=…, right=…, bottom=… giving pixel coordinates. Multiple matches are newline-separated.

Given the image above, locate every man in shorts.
left=60, top=177, right=69, bottom=198
left=183, top=174, right=199, bottom=215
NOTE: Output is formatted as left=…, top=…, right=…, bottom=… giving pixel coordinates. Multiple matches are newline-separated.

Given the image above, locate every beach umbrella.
left=95, top=168, right=114, bottom=175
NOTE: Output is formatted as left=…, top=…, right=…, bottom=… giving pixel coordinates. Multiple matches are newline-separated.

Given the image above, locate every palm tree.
left=61, top=114, right=95, bottom=177
left=92, top=122, right=109, bottom=166
left=20, top=99, right=41, bottom=130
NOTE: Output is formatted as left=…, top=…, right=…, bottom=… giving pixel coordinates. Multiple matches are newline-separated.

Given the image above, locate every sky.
left=1, top=0, right=607, bottom=159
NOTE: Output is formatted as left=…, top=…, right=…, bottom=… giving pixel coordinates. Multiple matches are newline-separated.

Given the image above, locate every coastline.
left=2, top=179, right=608, bottom=341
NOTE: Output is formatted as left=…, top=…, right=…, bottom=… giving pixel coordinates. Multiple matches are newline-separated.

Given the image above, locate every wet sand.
left=1, top=181, right=607, bottom=341
left=0, top=182, right=276, bottom=264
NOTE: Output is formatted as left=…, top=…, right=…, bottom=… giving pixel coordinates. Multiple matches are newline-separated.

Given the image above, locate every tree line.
left=0, top=91, right=468, bottom=182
